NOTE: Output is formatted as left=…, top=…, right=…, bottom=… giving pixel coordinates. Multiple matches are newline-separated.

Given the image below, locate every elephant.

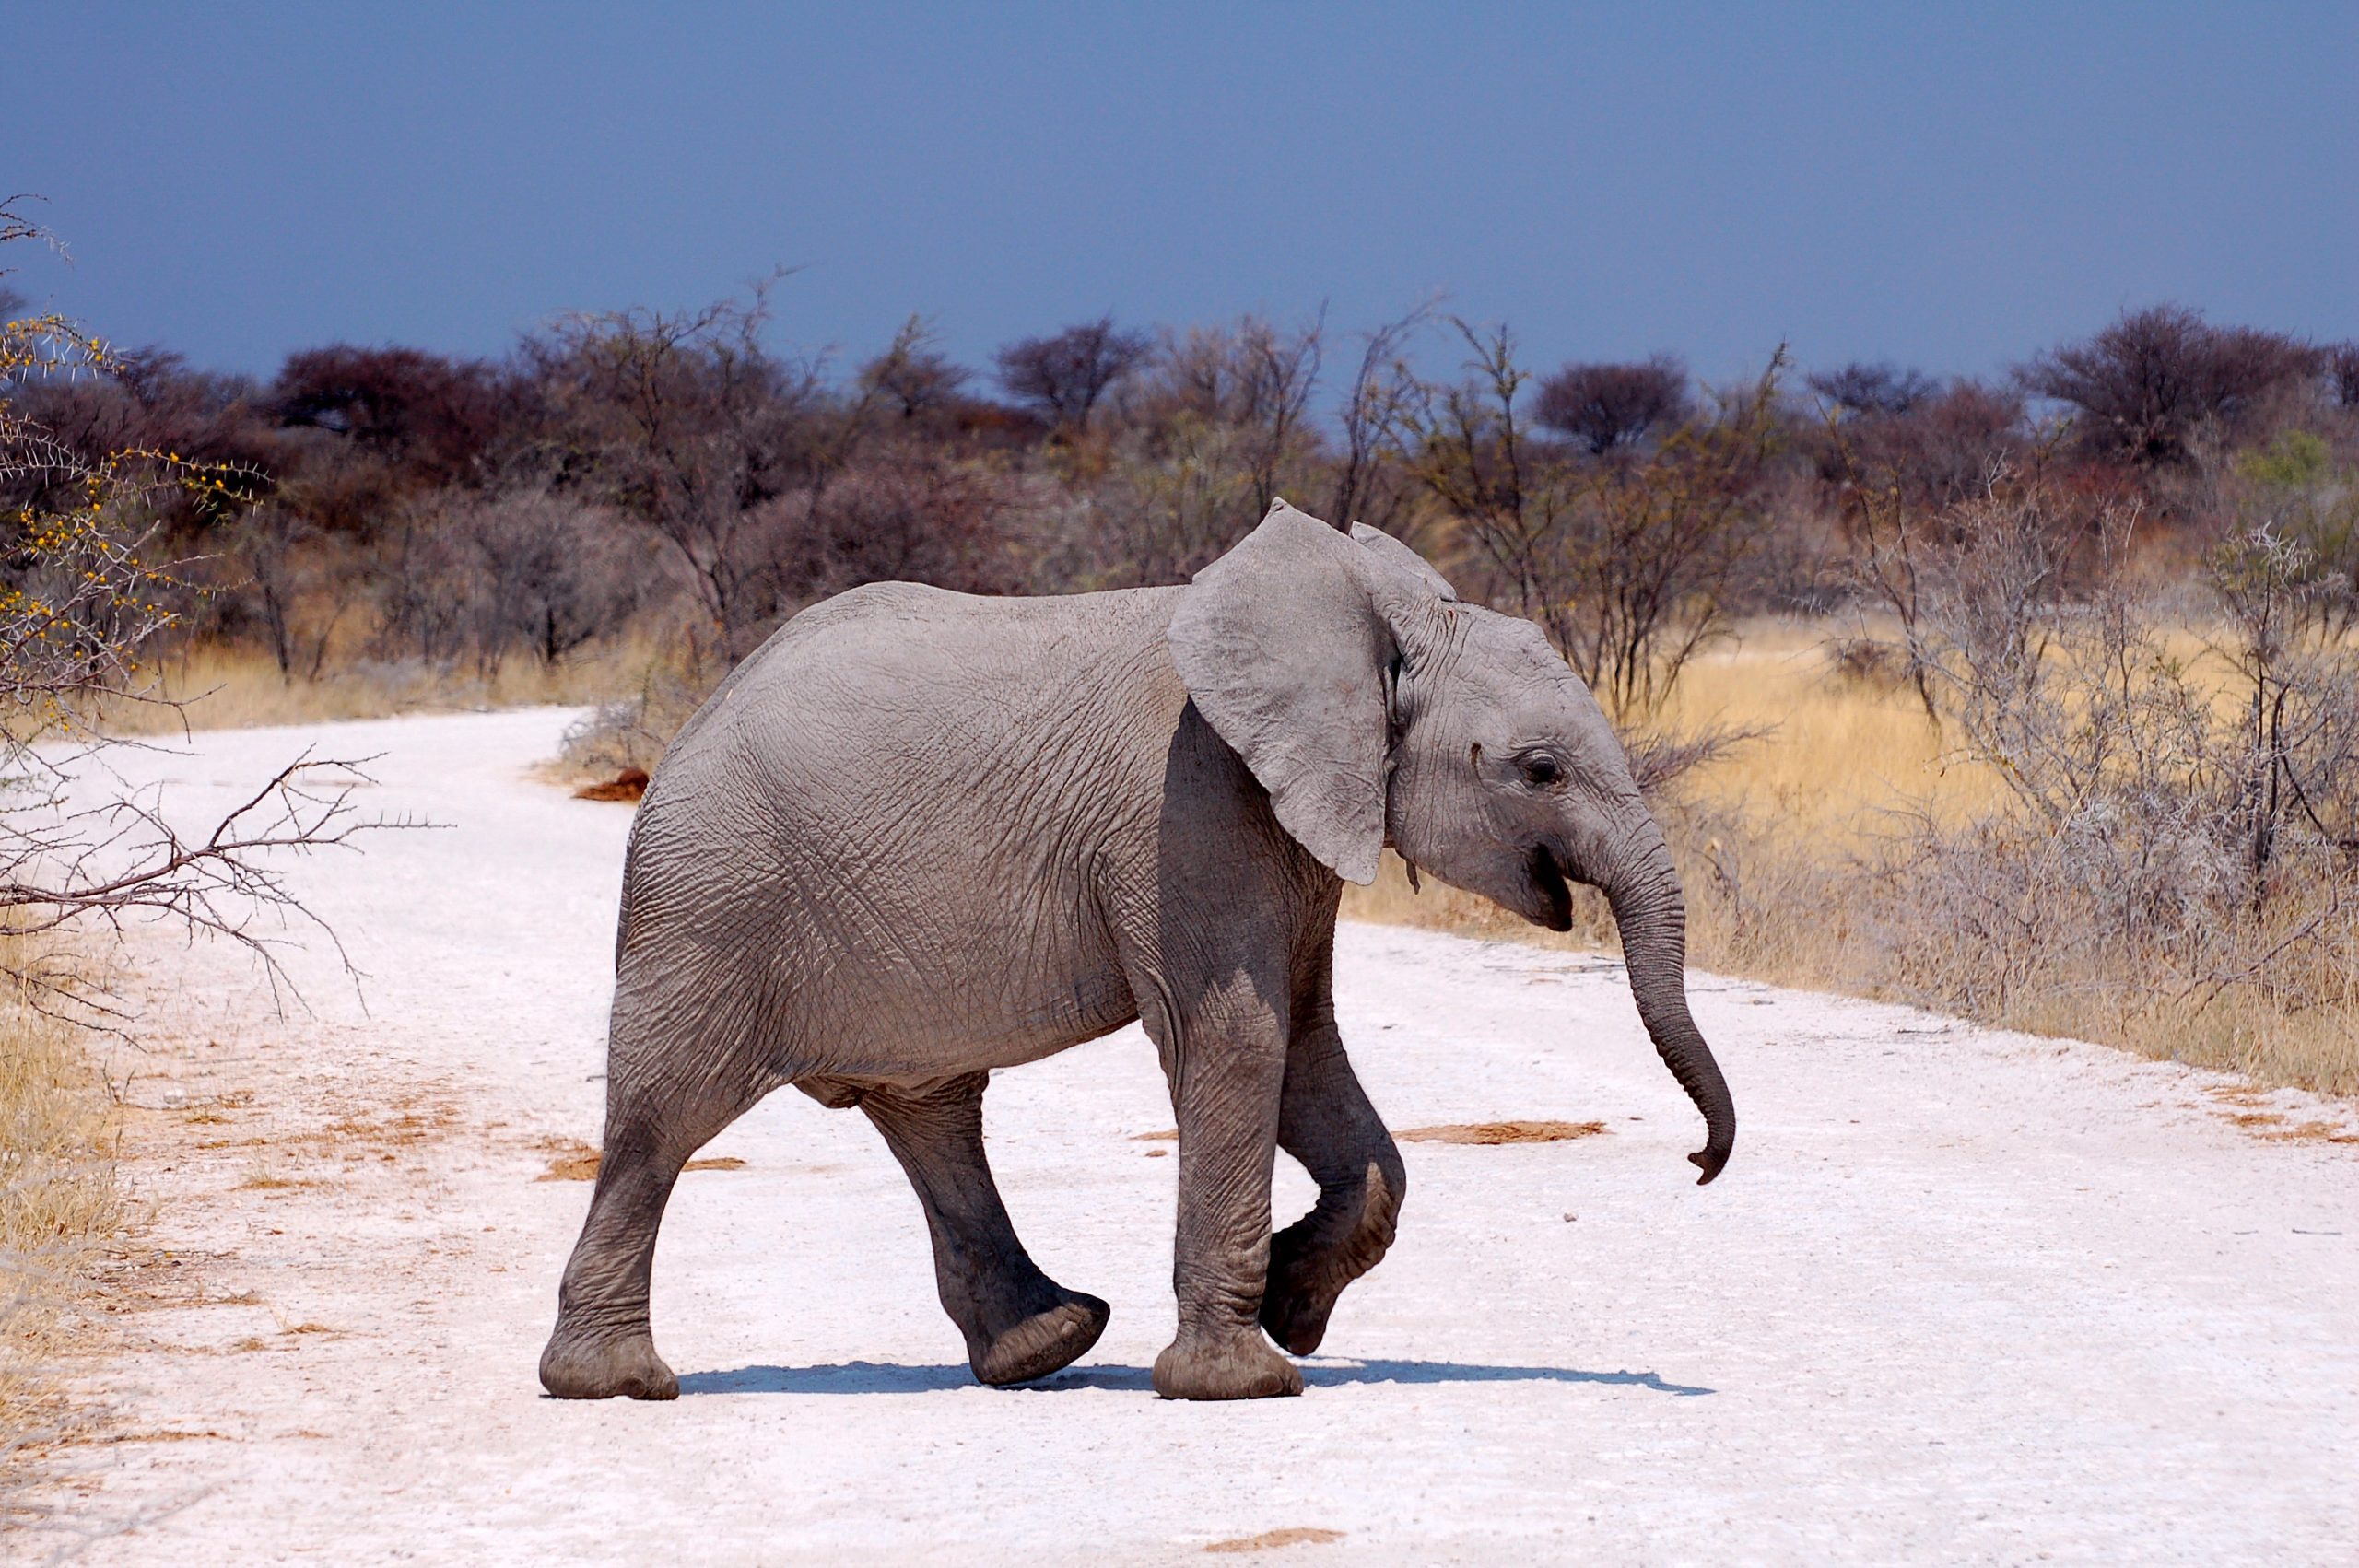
left=539, top=498, right=1735, bottom=1403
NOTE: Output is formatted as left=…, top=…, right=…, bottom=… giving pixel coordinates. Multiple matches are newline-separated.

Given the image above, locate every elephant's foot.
left=539, top=1323, right=679, bottom=1401
left=1259, top=1259, right=1345, bottom=1357
left=971, top=1290, right=1110, bottom=1386
left=1152, top=1328, right=1303, bottom=1400
left=1261, top=1162, right=1400, bottom=1355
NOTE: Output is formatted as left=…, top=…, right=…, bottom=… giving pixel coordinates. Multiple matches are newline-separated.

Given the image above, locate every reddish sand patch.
left=534, top=1138, right=747, bottom=1181
left=1395, top=1119, right=1608, bottom=1145
left=573, top=768, right=649, bottom=802
left=1203, top=1527, right=1345, bottom=1553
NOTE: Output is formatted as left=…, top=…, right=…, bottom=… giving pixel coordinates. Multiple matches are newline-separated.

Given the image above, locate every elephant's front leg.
left=1150, top=986, right=1302, bottom=1400
left=1262, top=1021, right=1406, bottom=1354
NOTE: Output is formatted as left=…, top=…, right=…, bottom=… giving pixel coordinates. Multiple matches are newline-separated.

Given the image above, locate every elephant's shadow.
left=677, top=1359, right=1713, bottom=1398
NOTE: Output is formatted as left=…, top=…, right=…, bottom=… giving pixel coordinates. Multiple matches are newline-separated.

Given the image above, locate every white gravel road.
left=30, top=708, right=2359, bottom=1565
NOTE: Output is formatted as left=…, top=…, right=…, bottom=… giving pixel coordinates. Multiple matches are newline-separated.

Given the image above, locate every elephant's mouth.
left=1526, top=845, right=1574, bottom=931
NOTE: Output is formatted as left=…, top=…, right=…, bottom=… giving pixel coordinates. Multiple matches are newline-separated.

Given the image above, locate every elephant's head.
left=1168, top=499, right=1735, bottom=1184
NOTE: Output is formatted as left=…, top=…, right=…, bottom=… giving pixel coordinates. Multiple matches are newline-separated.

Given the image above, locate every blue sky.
left=8, top=2, right=2355, bottom=385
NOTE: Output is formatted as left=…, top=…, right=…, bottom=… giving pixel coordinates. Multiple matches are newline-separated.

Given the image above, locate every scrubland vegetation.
left=7, top=203, right=2359, bottom=1111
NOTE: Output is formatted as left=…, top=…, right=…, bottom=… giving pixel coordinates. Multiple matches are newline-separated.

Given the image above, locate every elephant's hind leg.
left=1262, top=1022, right=1406, bottom=1356
left=861, top=1073, right=1109, bottom=1386
left=540, top=1122, right=690, bottom=1400
left=541, top=1009, right=772, bottom=1400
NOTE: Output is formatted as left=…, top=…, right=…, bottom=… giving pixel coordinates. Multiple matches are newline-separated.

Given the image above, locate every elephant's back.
left=657, top=580, right=1189, bottom=784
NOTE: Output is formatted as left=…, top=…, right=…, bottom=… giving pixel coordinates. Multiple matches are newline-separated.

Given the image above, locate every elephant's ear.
left=1168, top=499, right=1393, bottom=885
left=1350, top=521, right=1456, bottom=602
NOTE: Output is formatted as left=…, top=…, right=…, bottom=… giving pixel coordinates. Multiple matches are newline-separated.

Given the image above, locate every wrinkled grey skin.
left=540, top=500, right=1735, bottom=1403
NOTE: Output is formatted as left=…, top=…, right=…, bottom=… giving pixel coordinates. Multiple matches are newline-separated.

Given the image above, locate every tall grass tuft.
left=0, top=950, right=123, bottom=1492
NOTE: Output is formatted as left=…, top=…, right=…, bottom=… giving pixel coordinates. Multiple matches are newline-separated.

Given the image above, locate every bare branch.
left=0, top=755, right=416, bottom=1023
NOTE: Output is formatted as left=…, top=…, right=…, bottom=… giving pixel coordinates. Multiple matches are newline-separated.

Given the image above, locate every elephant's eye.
left=1520, top=753, right=1563, bottom=787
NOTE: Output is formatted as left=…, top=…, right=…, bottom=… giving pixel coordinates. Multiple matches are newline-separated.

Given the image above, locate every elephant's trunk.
left=1599, top=815, right=1736, bottom=1184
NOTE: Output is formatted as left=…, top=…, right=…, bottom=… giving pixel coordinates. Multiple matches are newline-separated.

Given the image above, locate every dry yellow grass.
left=1653, top=621, right=2295, bottom=836
left=0, top=952, right=123, bottom=1483
left=89, top=637, right=668, bottom=738
left=1656, top=621, right=2003, bottom=838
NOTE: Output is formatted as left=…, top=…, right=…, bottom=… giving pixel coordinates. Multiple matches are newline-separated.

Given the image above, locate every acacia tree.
left=271, top=344, right=504, bottom=485
left=856, top=316, right=971, bottom=423
left=1533, top=354, right=1691, bottom=455
left=1396, top=322, right=1576, bottom=639
left=2021, top=305, right=2320, bottom=466
left=993, top=316, right=1150, bottom=434
left=1807, top=361, right=1940, bottom=418
left=1556, top=355, right=1786, bottom=715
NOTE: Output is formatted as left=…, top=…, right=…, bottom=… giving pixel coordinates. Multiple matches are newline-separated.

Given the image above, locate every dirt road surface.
left=29, top=709, right=2358, bottom=1564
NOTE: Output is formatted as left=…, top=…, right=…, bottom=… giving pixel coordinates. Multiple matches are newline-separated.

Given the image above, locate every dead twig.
left=0, top=753, right=420, bottom=1023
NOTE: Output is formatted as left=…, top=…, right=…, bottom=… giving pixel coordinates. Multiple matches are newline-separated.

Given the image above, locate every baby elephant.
left=541, top=500, right=1734, bottom=1402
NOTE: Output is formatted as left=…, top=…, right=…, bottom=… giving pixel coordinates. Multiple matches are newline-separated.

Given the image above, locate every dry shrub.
left=1620, top=721, right=1766, bottom=798
left=0, top=954, right=123, bottom=1486
left=755, top=446, right=1025, bottom=604
left=1824, top=635, right=1909, bottom=692
left=557, top=636, right=720, bottom=778
left=1694, top=487, right=2358, bottom=1094
left=1807, top=485, right=2352, bottom=1079
left=1050, top=313, right=1331, bottom=590
left=1086, top=415, right=1282, bottom=589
